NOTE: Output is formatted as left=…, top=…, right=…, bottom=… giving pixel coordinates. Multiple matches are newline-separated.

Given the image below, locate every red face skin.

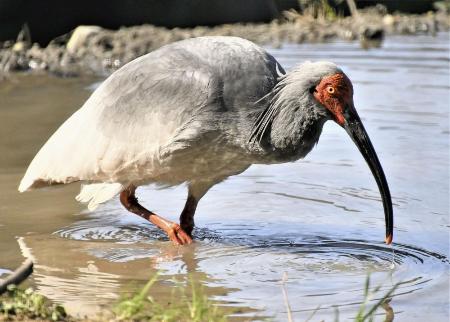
left=313, top=73, right=354, bottom=126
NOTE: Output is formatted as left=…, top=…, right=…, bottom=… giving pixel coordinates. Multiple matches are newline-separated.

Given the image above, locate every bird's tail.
left=76, top=182, right=123, bottom=211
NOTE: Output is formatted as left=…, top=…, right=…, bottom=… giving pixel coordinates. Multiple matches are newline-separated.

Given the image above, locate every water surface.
left=0, top=33, right=449, bottom=321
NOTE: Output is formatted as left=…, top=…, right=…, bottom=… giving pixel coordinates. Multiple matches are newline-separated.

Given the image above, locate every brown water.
left=1, top=34, right=449, bottom=321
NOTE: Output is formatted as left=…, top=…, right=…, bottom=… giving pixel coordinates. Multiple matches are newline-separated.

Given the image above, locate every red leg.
left=119, top=186, right=192, bottom=245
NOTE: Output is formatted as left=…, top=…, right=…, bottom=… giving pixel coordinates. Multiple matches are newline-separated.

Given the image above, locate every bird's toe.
left=167, top=223, right=193, bottom=245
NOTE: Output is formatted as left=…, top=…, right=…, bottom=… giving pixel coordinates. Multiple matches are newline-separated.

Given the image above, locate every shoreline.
left=1, top=9, right=448, bottom=77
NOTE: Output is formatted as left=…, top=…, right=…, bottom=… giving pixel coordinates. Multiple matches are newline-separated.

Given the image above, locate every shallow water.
left=0, top=33, right=449, bottom=321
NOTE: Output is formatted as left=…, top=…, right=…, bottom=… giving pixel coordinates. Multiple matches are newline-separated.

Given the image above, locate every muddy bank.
left=1, top=8, right=448, bottom=77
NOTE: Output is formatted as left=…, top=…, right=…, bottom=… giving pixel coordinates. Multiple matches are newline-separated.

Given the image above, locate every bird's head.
left=295, top=61, right=394, bottom=244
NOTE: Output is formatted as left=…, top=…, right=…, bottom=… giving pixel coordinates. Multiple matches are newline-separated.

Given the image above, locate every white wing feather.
left=19, top=47, right=216, bottom=192
left=76, top=183, right=123, bottom=210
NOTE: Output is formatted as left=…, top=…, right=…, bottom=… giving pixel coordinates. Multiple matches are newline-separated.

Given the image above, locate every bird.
left=19, top=36, right=393, bottom=246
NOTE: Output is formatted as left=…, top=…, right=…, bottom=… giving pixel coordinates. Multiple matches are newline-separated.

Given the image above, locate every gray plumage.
left=19, top=36, right=341, bottom=208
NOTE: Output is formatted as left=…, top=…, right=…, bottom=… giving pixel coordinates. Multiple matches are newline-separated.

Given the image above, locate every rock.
left=12, top=41, right=27, bottom=52
left=66, top=26, right=103, bottom=54
left=382, top=14, right=395, bottom=27
left=360, top=26, right=384, bottom=41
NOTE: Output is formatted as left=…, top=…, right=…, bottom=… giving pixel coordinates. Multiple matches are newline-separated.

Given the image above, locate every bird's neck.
left=271, top=104, right=326, bottom=159
left=248, top=81, right=327, bottom=161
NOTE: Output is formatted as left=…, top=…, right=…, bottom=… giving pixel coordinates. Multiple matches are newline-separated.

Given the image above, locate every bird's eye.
left=327, top=86, right=335, bottom=94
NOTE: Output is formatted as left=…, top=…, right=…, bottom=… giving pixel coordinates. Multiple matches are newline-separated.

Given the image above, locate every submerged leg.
left=179, top=193, right=198, bottom=237
left=119, top=186, right=192, bottom=245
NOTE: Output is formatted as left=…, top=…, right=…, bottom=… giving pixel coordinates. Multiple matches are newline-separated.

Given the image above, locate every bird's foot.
left=167, top=223, right=193, bottom=245
left=119, top=187, right=193, bottom=245
left=180, top=222, right=194, bottom=238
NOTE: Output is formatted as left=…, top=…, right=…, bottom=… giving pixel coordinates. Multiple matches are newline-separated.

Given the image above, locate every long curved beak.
left=342, top=103, right=393, bottom=244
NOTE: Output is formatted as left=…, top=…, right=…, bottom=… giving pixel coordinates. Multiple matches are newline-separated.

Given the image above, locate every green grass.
left=113, top=274, right=227, bottom=322
left=0, top=274, right=399, bottom=321
left=0, top=284, right=67, bottom=321
left=298, top=0, right=339, bottom=20
left=353, top=274, right=399, bottom=322
left=281, top=272, right=399, bottom=322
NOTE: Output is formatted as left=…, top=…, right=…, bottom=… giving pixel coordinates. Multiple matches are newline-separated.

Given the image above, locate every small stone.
left=67, top=25, right=103, bottom=54
left=383, top=15, right=395, bottom=26
left=12, top=41, right=26, bottom=52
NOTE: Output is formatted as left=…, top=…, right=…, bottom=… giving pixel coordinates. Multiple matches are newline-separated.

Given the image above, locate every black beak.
left=342, top=103, right=393, bottom=244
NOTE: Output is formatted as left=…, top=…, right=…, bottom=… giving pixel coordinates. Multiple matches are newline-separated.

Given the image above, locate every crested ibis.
left=19, top=36, right=393, bottom=245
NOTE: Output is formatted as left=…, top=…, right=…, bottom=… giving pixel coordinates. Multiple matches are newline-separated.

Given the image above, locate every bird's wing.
left=19, top=48, right=220, bottom=191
